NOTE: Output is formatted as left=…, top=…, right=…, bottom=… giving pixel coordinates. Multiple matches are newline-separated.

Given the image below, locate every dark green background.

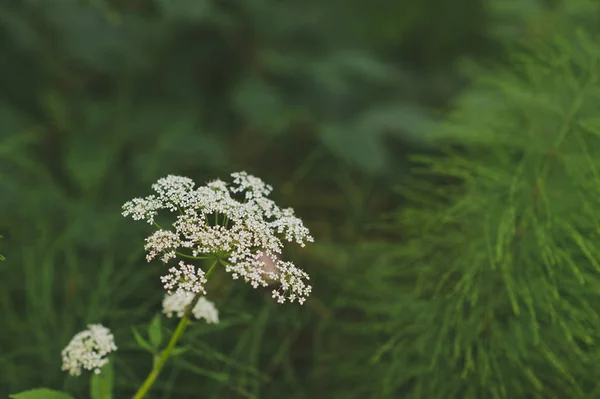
left=1, top=1, right=594, bottom=398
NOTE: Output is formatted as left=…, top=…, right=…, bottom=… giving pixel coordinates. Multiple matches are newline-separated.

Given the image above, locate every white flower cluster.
left=123, top=172, right=313, bottom=304
left=161, top=261, right=207, bottom=295
left=61, top=324, right=117, bottom=377
left=162, top=292, right=220, bottom=323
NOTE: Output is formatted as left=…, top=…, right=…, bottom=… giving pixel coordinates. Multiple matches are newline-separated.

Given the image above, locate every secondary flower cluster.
left=163, top=292, right=220, bottom=323
left=122, top=172, right=313, bottom=304
left=61, top=324, right=117, bottom=376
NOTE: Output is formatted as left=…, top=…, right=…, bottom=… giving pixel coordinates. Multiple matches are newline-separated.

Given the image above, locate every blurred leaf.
left=148, top=314, right=162, bottom=349
left=63, top=100, right=131, bottom=193
left=170, top=346, right=189, bottom=357
left=322, top=51, right=400, bottom=83
left=320, top=104, right=438, bottom=173
left=9, top=389, right=75, bottom=399
left=174, top=357, right=230, bottom=381
left=132, top=327, right=154, bottom=354
left=354, top=104, right=438, bottom=144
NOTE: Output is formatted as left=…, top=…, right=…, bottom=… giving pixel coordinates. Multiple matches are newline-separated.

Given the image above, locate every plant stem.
left=131, top=260, right=219, bottom=399
left=100, top=374, right=109, bottom=399
left=131, top=314, right=189, bottom=399
left=176, top=252, right=209, bottom=260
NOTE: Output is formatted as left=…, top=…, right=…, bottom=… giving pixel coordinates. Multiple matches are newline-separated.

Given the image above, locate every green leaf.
left=64, top=102, right=119, bottom=194
left=132, top=327, right=155, bottom=353
left=91, top=362, right=114, bottom=399
left=170, top=346, right=189, bottom=357
left=148, top=314, right=163, bottom=349
left=10, top=388, right=75, bottom=399
left=320, top=104, right=437, bottom=173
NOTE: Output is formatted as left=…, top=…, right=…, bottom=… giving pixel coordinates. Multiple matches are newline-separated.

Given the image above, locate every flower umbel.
left=160, top=261, right=208, bottom=295
left=123, top=172, right=313, bottom=304
left=61, top=324, right=117, bottom=377
left=162, top=292, right=220, bottom=323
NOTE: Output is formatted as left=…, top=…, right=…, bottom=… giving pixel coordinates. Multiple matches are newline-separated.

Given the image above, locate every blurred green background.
left=0, top=0, right=592, bottom=398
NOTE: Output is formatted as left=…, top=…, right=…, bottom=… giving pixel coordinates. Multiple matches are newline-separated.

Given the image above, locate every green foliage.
left=148, top=314, right=163, bottom=350
left=333, top=27, right=600, bottom=399
left=132, top=327, right=157, bottom=355
left=486, top=0, right=600, bottom=44
left=9, top=388, right=75, bottom=399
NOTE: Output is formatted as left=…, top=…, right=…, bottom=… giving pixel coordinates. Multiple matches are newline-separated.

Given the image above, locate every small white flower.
left=162, top=291, right=195, bottom=318
left=121, top=195, right=163, bottom=224
left=230, top=171, right=273, bottom=199
left=123, top=171, right=314, bottom=304
left=160, top=261, right=207, bottom=295
left=162, top=292, right=220, bottom=323
left=61, top=324, right=117, bottom=377
left=145, top=230, right=181, bottom=263
left=192, top=297, right=219, bottom=323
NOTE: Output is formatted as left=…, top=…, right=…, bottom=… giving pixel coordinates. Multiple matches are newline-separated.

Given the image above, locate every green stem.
left=131, top=315, right=190, bottom=399
left=176, top=252, right=209, bottom=260
left=205, top=260, right=218, bottom=278
left=131, top=260, right=219, bottom=399
left=100, top=374, right=109, bottom=399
